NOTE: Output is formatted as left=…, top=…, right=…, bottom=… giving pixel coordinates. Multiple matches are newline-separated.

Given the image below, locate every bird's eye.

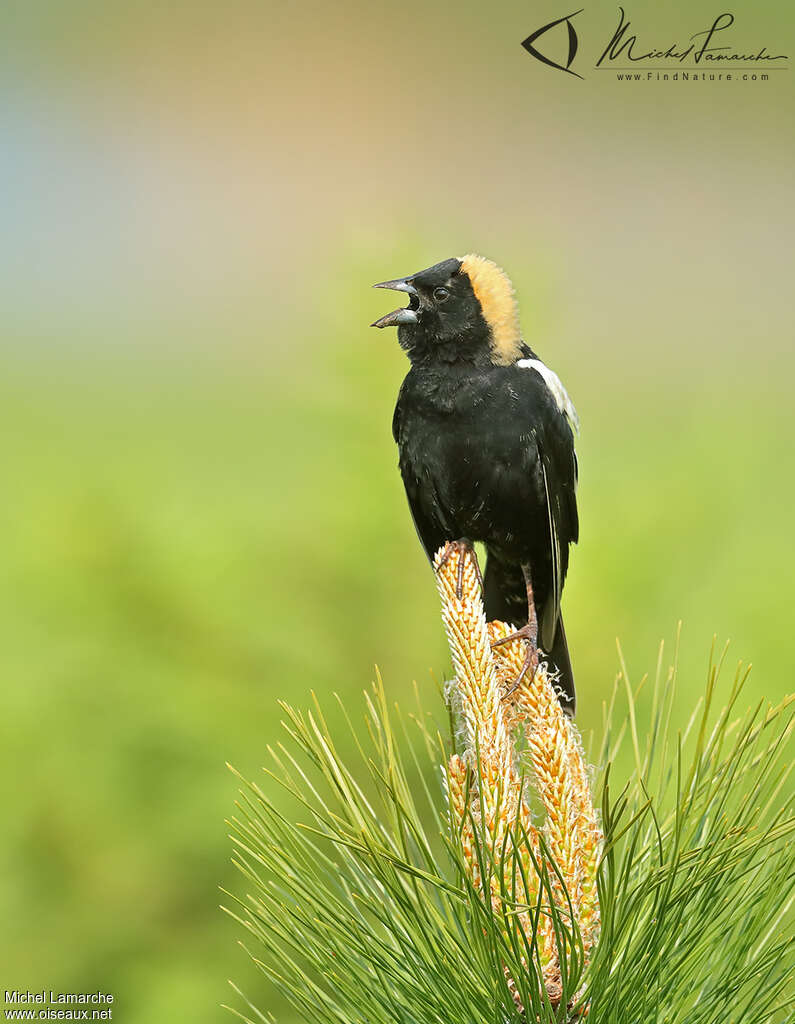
left=433, top=286, right=450, bottom=303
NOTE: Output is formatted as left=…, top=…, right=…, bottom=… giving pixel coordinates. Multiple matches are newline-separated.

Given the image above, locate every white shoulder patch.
left=517, top=358, right=580, bottom=433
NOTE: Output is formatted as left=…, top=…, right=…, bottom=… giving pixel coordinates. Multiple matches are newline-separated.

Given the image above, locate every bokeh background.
left=1, top=0, right=793, bottom=1020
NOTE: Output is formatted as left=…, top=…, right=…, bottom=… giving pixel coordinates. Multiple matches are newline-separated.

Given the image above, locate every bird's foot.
left=491, top=624, right=539, bottom=697
left=435, top=539, right=483, bottom=600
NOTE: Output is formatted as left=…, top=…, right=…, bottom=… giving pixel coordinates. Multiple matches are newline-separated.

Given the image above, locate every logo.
left=521, top=9, right=584, bottom=79
left=521, top=8, right=788, bottom=82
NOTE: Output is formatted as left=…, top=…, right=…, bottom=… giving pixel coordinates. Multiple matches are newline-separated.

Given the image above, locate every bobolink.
left=373, top=255, right=579, bottom=714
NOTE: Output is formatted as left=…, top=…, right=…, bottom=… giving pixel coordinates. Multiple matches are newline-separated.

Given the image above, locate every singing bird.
left=373, top=255, right=579, bottom=714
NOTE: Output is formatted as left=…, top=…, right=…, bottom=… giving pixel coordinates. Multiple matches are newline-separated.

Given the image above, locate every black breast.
left=393, top=363, right=574, bottom=568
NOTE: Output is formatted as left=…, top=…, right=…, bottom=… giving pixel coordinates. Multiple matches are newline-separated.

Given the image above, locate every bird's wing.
left=393, top=393, right=449, bottom=562
left=518, top=355, right=579, bottom=543
left=536, top=435, right=564, bottom=650
left=391, top=399, right=402, bottom=444
left=517, top=355, right=580, bottom=435
left=518, top=357, right=579, bottom=649
left=401, top=475, right=450, bottom=564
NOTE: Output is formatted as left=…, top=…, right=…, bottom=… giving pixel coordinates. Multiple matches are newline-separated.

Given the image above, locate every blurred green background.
left=0, top=0, right=793, bottom=1020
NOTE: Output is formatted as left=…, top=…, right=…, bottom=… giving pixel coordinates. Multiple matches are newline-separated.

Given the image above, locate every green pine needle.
left=224, top=649, right=794, bottom=1023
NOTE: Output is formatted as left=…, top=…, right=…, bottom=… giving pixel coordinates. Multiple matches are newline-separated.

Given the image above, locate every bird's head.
left=372, top=254, right=523, bottom=367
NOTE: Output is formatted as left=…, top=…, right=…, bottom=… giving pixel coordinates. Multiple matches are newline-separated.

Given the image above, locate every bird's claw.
left=491, top=624, right=539, bottom=698
left=436, top=539, right=483, bottom=600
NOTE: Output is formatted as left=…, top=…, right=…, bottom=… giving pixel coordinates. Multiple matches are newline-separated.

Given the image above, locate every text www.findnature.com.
left=616, top=71, right=770, bottom=81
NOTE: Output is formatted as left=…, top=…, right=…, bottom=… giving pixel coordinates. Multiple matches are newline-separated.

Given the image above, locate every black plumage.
left=373, top=255, right=579, bottom=714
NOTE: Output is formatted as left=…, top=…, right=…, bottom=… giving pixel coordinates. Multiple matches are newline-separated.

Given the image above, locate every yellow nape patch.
left=459, top=254, right=522, bottom=365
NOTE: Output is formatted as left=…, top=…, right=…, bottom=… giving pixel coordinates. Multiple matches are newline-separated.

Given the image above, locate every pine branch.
left=224, top=550, right=795, bottom=1024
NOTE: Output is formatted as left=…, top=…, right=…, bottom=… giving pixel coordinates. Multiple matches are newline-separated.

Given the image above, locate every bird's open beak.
left=371, top=277, right=419, bottom=328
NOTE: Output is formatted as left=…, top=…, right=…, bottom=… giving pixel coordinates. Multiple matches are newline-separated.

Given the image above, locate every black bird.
left=373, top=255, right=579, bottom=714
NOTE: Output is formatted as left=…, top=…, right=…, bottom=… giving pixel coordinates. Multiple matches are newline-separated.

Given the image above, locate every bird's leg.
left=491, top=563, right=539, bottom=696
left=435, top=539, right=483, bottom=599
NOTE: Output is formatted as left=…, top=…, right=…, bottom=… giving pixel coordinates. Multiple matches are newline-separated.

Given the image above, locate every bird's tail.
left=483, top=554, right=528, bottom=626
left=483, top=553, right=576, bottom=716
left=547, top=617, right=575, bottom=717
